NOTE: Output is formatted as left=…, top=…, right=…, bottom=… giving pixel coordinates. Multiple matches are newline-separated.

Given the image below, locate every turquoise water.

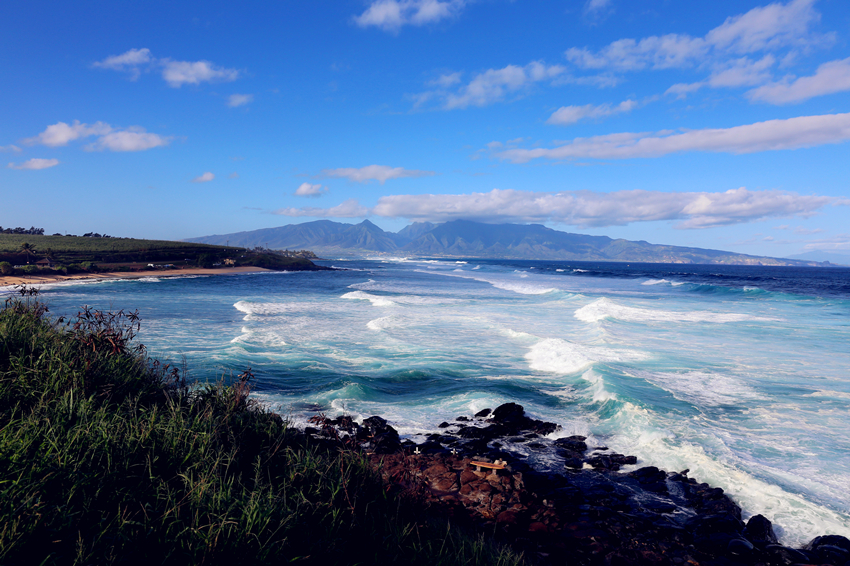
left=11, top=258, right=850, bottom=546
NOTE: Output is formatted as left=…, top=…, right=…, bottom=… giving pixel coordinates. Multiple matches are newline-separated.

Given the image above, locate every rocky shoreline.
left=306, top=403, right=850, bottom=566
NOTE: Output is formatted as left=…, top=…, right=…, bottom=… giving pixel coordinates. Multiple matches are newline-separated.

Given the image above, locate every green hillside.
left=0, top=234, right=327, bottom=274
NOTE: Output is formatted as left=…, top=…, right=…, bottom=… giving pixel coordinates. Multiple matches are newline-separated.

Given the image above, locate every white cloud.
left=0, top=145, right=21, bottom=153
left=94, top=48, right=240, bottom=88
left=547, top=99, right=637, bottom=125
left=430, top=61, right=565, bottom=109
left=228, top=172, right=239, bottom=179
left=705, top=0, right=821, bottom=54
left=92, top=48, right=153, bottom=79
left=367, top=187, right=842, bottom=228
left=354, top=0, right=466, bottom=32
left=747, top=57, right=850, bottom=104
left=161, top=59, right=239, bottom=88
left=7, top=158, right=60, bottom=170
left=295, top=182, right=327, bottom=197
left=495, top=112, right=850, bottom=162
left=568, top=0, right=826, bottom=76
left=227, top=94, right=254, bottom=107
left=23, top=121, right=170, bottom=152
left=192, top=172, right=215, bottom=183
left=585, top=0, right=612, bottom=15
left=274, top=199, right=369, bottom=218
left=24, top=120, right=112, bottom=147
left=665, top=81, right=707, bottom=98
left=430, top=72, right=462, bottom=88
left=321, top=165, right=435, bottom=184
left=86, top=129, right=170, bottom=152
left=566, top=34, right=708, bottom=71
left=709, top=55, right=776, bottom=87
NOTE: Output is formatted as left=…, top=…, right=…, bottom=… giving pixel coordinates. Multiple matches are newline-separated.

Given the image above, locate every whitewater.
left=14, top=258, right=850, bottom=546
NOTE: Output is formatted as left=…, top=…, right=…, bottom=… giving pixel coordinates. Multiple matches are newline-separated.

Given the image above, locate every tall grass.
left=0, top=290, right=525, bottom=565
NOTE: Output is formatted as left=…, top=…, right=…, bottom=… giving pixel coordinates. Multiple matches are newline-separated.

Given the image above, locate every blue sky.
left=2, top=0, right=849, bottom=257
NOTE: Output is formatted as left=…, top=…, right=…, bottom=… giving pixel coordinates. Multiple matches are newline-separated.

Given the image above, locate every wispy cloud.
left=191, top=172, right=215, bottom=183
left=417, top=61, right=566, bottom=109
left=94, top=48, right=240, bottom=88
left=274, top=199, right=369, bottom=218
left=354, top=0, right=466, bottom=33
left=92, top=48, right=153, bottom=79
left=321, top=165, right=434, bottom=184
left=547, top=99, right=637, bottom=125
left=161, top=59, right=239, bottom=88
left=584, top=0, right=612, bottom=16
left=227, top=93, right=254, bottom=107
left=0, top=145, right=21, bottom=153
left=276, top=187, right=845, bottom=228
left=294, top=182, right=327, bottom=197
left=747, top=56, right=850, bottom=104
left=23, top=121, right=170, bottom=152
left=570, top=0, right=823, bottom=73
left=7, top=158, right=59, bottom=171
left=494, top=112, right=850, bottom=162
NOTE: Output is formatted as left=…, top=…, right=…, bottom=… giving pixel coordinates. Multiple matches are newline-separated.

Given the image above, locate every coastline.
left=0, top=266, right=273, bottom=289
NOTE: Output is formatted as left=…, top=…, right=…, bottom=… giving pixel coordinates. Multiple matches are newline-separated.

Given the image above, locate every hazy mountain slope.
left=186, top=220, right=826, bottom=266
left=787, top=251, right=850, bottom=265
left=184, top=220, right=348, bottom=249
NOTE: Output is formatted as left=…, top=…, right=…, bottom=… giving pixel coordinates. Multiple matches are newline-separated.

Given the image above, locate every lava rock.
left=475, top=408, right=492, bottom=418
left=744, top=514, right=777, bottom=545
left=492, top=402, right=525, bottom=424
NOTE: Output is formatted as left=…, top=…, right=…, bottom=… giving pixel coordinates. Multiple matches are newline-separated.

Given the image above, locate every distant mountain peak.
left=184, top=219, right=829, bottom=266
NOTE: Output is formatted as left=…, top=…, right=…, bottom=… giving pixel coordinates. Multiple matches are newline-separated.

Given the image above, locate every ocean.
left=11, top=258, right=850, bottom=546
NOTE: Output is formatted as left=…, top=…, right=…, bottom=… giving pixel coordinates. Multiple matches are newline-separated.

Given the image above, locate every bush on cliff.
left=0, top=289, right=523, bottom=566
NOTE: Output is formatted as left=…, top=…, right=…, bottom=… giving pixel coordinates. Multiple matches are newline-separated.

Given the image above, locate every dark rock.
left=565, top=457, right=583, bottom=470
left=693, top=532, right=736, bottom=555
left=629, top=466, right=666, bottom=484
left=492, top=402, right=525, bottom=424
left=474, top=408, right=492, bottom=418
left=554, top=437, right=588, bottom=453
left=689, top=513, right=745, bottom=542
left=811, top=543, right=850, bottom=564
left=764, top=544, right=812, bottom=565
left=744, top=514, right=777, bottom=545
left=438, top=421, right=450, bottom=428
left=456, top=416, right=469, bottom=422
left=726, top=538, right=754, bottom=559
left=806, top=534, right=850, bottom=553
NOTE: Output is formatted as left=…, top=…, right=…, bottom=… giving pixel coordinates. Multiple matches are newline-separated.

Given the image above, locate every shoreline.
left=0, top=266, right=273, bottom=289
left=312, top=404, right=850, bottom=565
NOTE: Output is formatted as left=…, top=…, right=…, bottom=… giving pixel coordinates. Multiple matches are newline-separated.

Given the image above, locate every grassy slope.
left=0, top=234, right=323, bottom=271
left=0, top=293, right=522, bottom=565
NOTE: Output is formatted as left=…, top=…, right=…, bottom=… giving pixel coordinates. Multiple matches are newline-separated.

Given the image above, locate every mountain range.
left=185, top=220, right=830, bottom=266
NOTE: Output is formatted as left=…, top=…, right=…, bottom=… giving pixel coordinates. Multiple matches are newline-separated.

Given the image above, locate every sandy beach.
left=0, top=266, right=272, bottom=289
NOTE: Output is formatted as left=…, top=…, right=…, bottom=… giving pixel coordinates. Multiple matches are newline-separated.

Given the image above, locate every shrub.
left=0, top=295, right=525, bottom=566
left=0, top=261, right=12, bottom=275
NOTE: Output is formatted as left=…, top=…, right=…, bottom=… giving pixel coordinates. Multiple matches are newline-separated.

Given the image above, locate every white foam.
left=341, top=291, right=395, bottom=307
left=806, top=390, right=850, bottom=400
left=575, top=297, right=777, bottom=324
left=632, top=369, right=764, bottom=407
left=642, top=279, right=670, bottom=286
left=525, top=338, right=646, bottom=375
left=602, top=402, right=850, bottom=547
left=367, top=316, right=398, bottom=331
left=556, top=269, right=565, bottom=272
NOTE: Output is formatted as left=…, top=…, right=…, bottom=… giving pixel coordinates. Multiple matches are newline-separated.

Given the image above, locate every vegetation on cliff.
left=0, top=290, right=520, bottom=565
left=0, top=233, right=328, bottom=275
